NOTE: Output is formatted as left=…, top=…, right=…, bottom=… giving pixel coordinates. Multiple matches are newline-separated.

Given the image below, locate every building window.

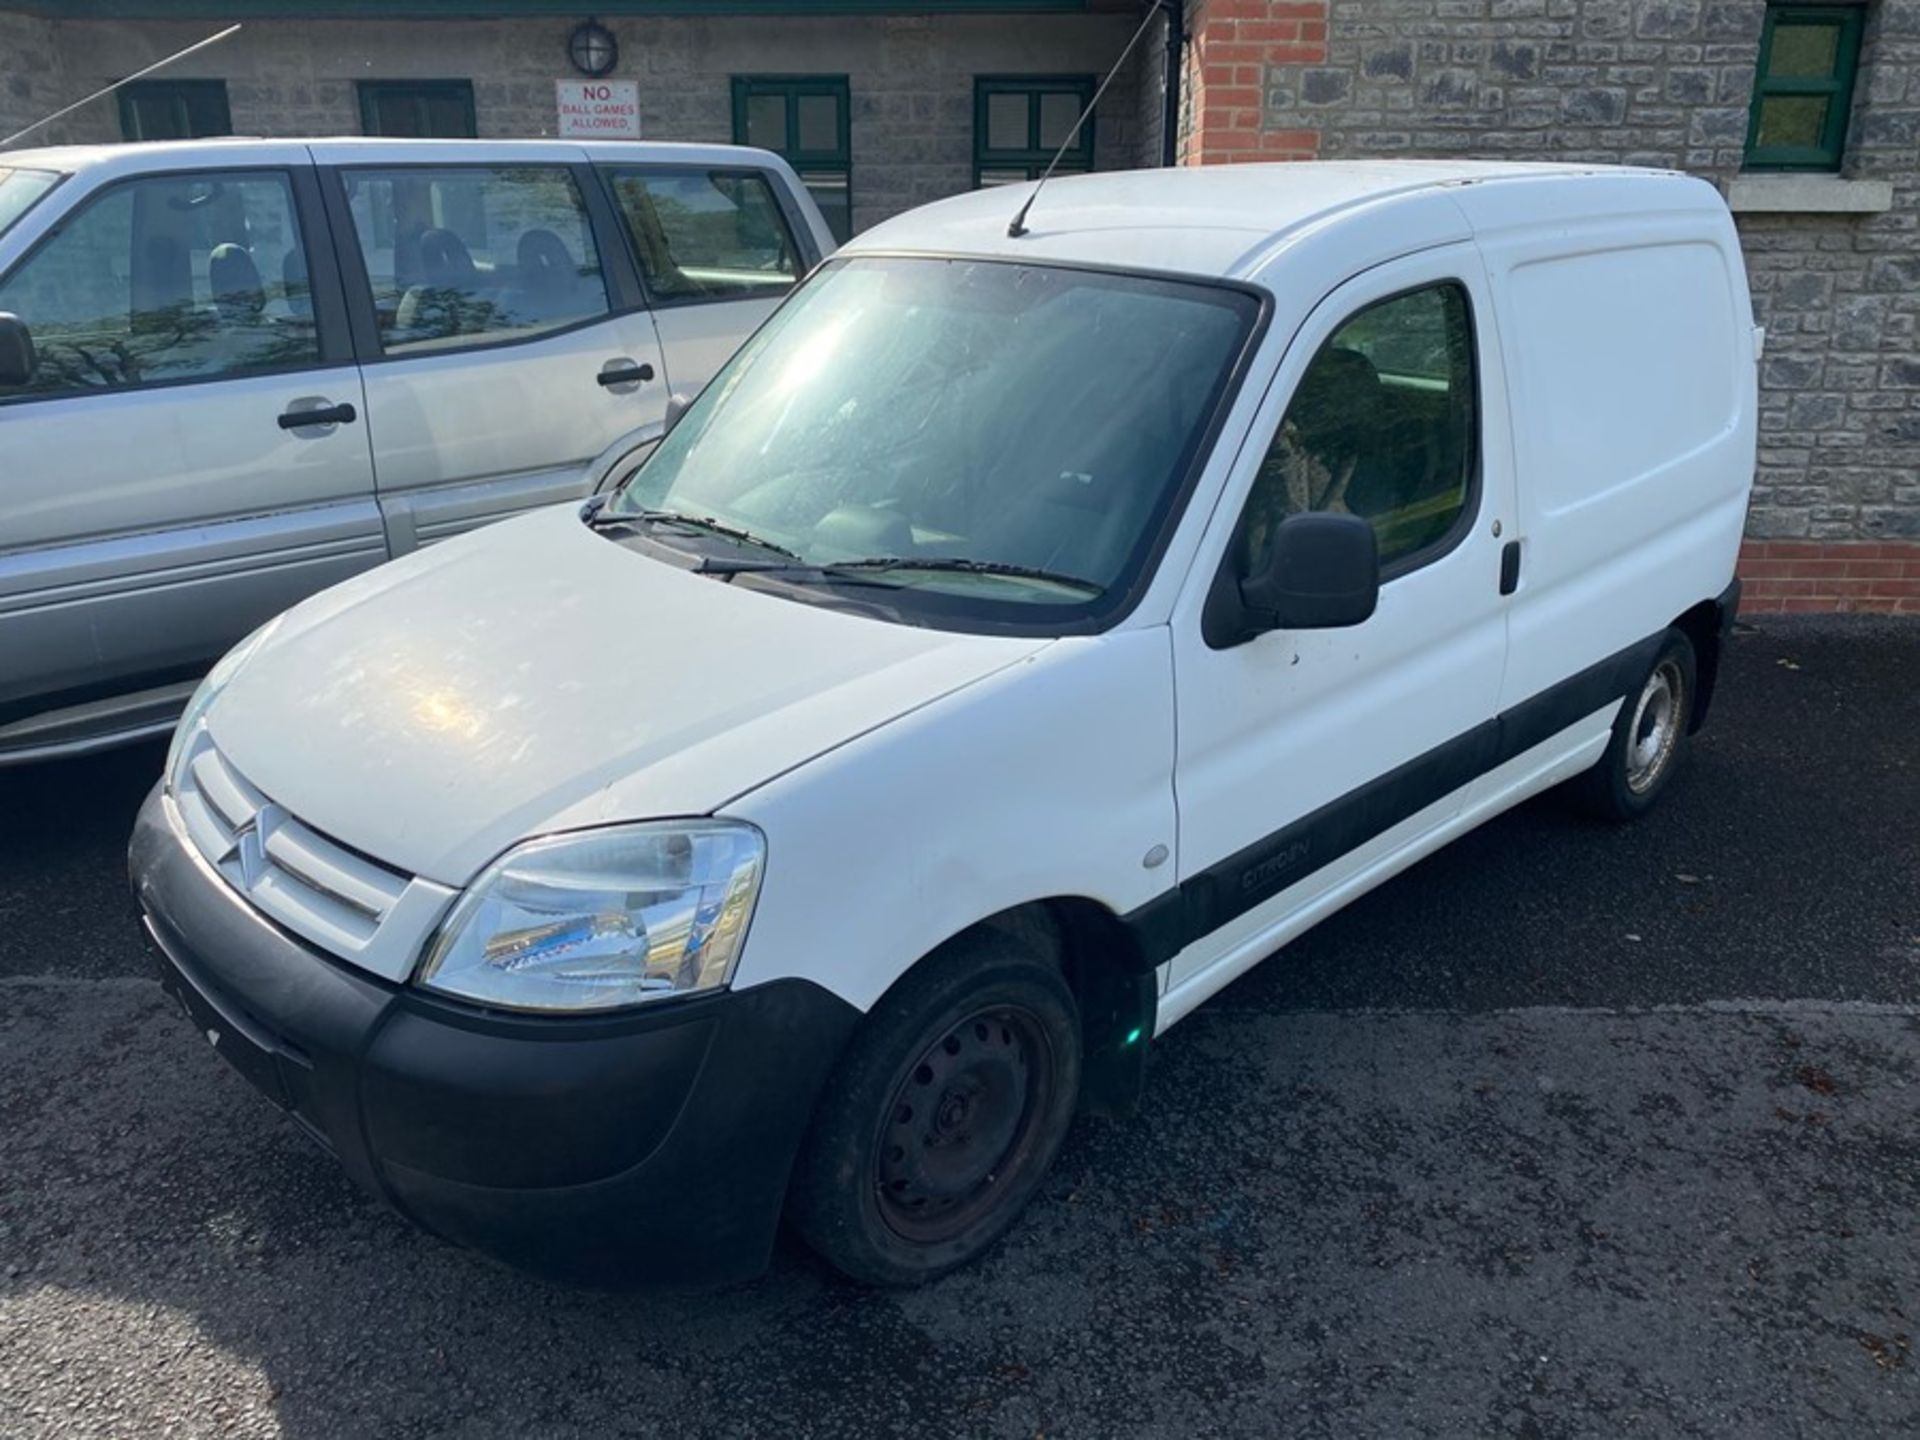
left=117, top=80, right=232, bottom=142
left=1743, top=5, right=1865, bottom=172
left=974, top=76, right=1095, bottom=187
left=358, top=81, right=478, bottom=139
left=732, top=76, right=851, bottom=244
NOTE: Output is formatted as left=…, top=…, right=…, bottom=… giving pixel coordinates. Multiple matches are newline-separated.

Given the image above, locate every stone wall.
left=1214, top=0, right=1919, bottom=544
left=0, top=10, right=63, bottom=146
left=7, top=12, right=1146, bottom=233
left=1129, top=2, right=1172, bottom=171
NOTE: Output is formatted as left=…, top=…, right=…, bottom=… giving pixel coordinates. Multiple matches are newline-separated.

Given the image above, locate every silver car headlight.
left=165, top=617, right=282, bottom=796
left=417, top=822, right=766, bottom=1013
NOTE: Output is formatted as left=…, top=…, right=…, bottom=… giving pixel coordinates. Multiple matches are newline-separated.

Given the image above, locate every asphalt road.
left=1, top=614, right=1916, bottom=1438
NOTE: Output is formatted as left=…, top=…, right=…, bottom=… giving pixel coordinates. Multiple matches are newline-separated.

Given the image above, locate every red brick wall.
left=1182, top=0, right=1326, bottom=165
left=1737, top=542, right=1920, bottom=616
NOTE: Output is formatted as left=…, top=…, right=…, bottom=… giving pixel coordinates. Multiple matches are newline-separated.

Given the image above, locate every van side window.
left=603, top=168, right=802, bottom=305
left=1239, top=281, right=1476, bottom=575
left=0, top=170, right=318, bottom=399
left=341, top=165, right=610, bottom=355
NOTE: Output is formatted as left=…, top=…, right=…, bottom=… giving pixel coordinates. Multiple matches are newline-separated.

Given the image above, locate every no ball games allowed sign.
left=556, top=80, right=641, bottom=139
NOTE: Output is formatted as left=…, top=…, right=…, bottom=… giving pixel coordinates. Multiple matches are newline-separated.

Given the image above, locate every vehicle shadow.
left=0, top=739, right=166, bottom=981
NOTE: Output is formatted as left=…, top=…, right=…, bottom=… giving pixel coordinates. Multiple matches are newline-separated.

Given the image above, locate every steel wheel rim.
left=874, top=1006, right=1054, bottom=1244
left=1625, top=658, right=1684, bottom=794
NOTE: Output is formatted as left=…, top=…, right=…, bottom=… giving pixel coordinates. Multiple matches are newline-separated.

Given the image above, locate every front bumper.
left=129, top=784, right=858, bottom=1286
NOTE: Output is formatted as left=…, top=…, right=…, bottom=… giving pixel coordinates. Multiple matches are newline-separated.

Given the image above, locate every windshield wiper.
left=819, top=556, right=1103, bottom=595
left=587, top=505, right=804, bottom=563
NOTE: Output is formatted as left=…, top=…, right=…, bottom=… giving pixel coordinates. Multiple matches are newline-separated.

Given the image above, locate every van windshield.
left=0, top=167, right=61, bottom=241
left=606, top=255, right=1259, bottom=631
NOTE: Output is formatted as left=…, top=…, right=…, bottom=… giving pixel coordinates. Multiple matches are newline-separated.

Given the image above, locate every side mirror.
left=662, top=392, right=693, bottom=436
left=1239, top=511, right=1380, bottom=633
left=0, top=312, right=35, bottom=389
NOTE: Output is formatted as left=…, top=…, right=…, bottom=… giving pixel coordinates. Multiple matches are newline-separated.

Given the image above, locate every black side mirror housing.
left=1209, top=511, right=1379, bottom=645
left=0, top=312, right=35, bottom=389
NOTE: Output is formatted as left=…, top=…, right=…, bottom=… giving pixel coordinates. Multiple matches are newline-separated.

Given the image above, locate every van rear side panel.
left=1463, top=175, right=1755, bottom=715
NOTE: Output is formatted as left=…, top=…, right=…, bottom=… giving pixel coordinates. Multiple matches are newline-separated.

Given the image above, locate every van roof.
left=843, top=160, right=1719, bottom=282
left=0, top=135, right=786, bottom=173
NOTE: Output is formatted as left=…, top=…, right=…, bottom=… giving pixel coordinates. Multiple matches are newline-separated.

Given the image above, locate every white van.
left=130, top=161, right=1755, bottom=1288
left=0, top=139, right=833, bottom=763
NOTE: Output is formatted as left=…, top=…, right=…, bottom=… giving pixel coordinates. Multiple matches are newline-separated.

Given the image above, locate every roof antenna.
left=1, top=23, right=243, bottom=150
left=1008, top=0, right=1167, bottom=239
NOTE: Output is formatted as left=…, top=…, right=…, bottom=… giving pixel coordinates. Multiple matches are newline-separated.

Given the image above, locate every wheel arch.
left=847, top=896, right=1160, bottom=1122
left=1672, top=577, right=1739, bottom=734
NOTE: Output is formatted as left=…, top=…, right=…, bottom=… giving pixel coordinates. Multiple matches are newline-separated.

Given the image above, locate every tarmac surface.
left=1, top=614, right=1916, bottom=1438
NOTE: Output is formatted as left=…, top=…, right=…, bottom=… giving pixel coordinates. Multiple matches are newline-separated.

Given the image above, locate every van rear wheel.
left=787, top=931, right=1080, bottom=1286
left=1565, top=629, right=1697, bottom=821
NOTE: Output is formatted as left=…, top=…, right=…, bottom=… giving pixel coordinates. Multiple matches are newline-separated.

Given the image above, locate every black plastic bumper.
left=129, top=784, right=859, bottom=1287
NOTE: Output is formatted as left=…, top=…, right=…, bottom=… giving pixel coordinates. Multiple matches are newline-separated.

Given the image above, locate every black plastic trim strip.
left=1123, top=629, right=1666, bottom=968
left=314, top=163, right=383, bottom=363
left=0, top=660, right=209, bottom=731
left=573, top=160, right=648, bottom=314
left=1690, top=574, right=1741, bottom=734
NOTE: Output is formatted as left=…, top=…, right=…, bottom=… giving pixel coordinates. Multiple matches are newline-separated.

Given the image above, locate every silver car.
left=0, top=137, right=833, bottom=764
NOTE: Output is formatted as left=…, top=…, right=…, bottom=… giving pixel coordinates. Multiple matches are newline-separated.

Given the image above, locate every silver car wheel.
left=1624, top=658, right=1685, bottom=794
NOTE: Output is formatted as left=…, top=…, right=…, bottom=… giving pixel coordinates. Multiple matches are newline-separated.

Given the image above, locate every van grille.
left=170, top=733, right=457, bottom=982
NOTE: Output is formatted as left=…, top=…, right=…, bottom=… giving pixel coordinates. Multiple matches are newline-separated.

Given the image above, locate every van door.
left=321, top=152, right=669, bottom=552
left=595, top=163, right=809, bottom=398
left=0, top=157, right=381, bottom=757
left=1473, top=220, right=1753, bottom=732
left=1164, top=247, right=1517, bottom=1004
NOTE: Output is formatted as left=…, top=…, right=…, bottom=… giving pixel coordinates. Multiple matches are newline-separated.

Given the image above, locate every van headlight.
left=165, top=617, right=282, bottom=796
left=417, top=822, right=766, bottom=1013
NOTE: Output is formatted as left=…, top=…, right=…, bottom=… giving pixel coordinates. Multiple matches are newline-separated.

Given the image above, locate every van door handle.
left=597, top=361, right=655, bottom=388
left=278, top=401, right=357, bottom=430
left=1499, top=539, right=1522, bottom=596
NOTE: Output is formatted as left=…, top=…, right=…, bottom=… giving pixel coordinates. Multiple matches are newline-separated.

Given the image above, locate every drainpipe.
left=1160, top=0, right=1184, bottom=167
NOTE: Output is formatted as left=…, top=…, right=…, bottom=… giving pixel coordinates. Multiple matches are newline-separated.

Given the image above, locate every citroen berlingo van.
left=131, top=161, right=1755, bottom=1288
left=0, top=138, right=833, bottom=763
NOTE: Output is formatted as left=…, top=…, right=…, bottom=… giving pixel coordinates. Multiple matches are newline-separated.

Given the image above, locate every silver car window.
left=341, top=164, right=611, bottom=355
left=0, top=167, right=61, bottom=241
left=604, top=167, right=802, bottom=305
left=0, top=169, right=318, bottom=399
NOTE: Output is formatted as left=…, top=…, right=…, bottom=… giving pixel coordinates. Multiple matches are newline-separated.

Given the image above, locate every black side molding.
left=1689, top=576, right=1741, bottom=734
left=1122, top=628, right=1666, bottom=969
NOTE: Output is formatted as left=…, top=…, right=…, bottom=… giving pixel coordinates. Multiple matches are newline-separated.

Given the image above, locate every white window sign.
left=556, top=80, right=641, bottom=139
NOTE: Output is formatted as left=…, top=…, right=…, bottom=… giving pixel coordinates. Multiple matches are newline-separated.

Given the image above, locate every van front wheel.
left=1566, top=629, right=1697, bottom=821
left=787, top=932, right=1081, bottom=1286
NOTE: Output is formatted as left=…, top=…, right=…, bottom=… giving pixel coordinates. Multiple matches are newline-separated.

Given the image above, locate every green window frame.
left=731, top=75, right=852, bottom=244
left=1743, top=4, right=1865, bottom=172
left=357, top=80, right=478, bottom=139
left=117, top=79, right=232, bottom=142
left=973, top=75, right=1095, bottom=188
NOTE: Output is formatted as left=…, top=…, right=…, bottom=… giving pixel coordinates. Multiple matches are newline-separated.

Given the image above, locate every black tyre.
left=1565, top=629, right=1698, bottom=821
left=787, top=929, right=1081, bottom=1286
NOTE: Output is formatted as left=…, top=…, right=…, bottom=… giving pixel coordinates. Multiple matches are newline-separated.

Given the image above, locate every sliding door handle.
left=1499, top=539, right=1522, bottom=596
